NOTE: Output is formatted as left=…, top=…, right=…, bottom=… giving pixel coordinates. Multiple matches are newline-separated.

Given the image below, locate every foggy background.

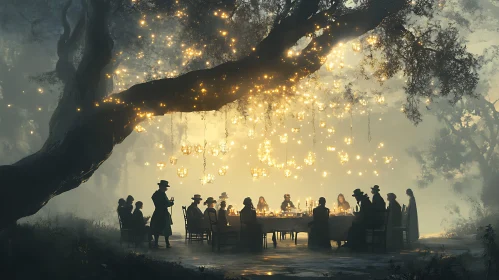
left=2, top=0, right=499, bottom=236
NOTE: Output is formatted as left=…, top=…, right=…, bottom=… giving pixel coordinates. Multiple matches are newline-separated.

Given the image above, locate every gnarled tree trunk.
left=0, top=0, right=407, bottom=229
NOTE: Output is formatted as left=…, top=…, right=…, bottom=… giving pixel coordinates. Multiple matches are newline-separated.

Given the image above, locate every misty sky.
left=3, top=1, right=499, bottom=236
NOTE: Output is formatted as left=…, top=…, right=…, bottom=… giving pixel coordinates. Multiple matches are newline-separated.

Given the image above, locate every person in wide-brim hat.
left=204, top=197, right=217, bottom=205
left=371, top=185, right=380, bottom=192
left=192, top=194, right=203, bottom=201
left=352, top=189, right=364, bottom=197
left=219, top=192, right=229, bottom=200
left=158, top=180, right=170, bottom=188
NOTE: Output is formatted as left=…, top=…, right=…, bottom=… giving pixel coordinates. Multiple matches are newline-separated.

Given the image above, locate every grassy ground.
left=1, top=214, right=497, bottom=279
left=0, top=215, right=227, bottom=280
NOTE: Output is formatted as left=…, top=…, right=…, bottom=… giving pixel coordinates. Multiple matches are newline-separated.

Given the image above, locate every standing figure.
left=371, top=185, right=386, bottom=227
left=406, top=189, right=419, bottom=242
left=343, top=189, right=373, bottom=251
left=280, top=194, right=295, bottom=212
left=386, top=193, right=403, bottom=251
left=240, top=197, right=263, bottom=252
left=117, top=198, right=127, bottom=227
left=218, top=201, right=229, bottom=228
left=218, top=192, right=229, bottom=210
left=186, top=194, right=204, bottom=232
left=121, top=195, right=134, bottom=228
left=337, top=194, right=351, bottom=213
left=256, top=196, right=269, bottom=213
left=150, top=180, right=174, bottom=248
left=309, top=197, right=331, bottom=249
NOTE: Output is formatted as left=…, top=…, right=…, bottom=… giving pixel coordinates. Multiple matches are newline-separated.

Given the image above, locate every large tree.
left=0, top=0, right=479, bottom=229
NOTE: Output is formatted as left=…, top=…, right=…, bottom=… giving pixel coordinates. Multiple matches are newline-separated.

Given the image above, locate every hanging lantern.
left=287, top=159, right=296, bottom=167
left=333, top=80, right=341, bottom=89
left=284, top=169, right=292, bottom=177
left=297, top=111, right=305, bottom=121
left=201, top=174, right=215, bottom=184
left=250, top=168, right=259, bottom=178
left=317, top=103, right=326, bottom=111
left=219, top=142, right=229, bottom=155
left=181, top=145, right=192, bottom=155
left=291, top=128, right=300, bottom=133
left=326, top=146, right=336, bottom=152
left=352, top=42, right=361, bottom=52
left=279, top=134, right=288, bottom=144
left=366, top=35, right=378, bottom=46
left=134, top=125, right=146, bottom=133
left=304, top=152, right=316, bottom=166
left=327, top=127, right=335, bottom=134
left=261, top=168, right=268, bottom=177
left=276, top=163, right=285, bottom=170
left=194, top=144, right=204, bottom=154
left=169, top=156, right=177, bottom=165
left=344, top=137, right=352, bottom=145
left=218, top=166, right=228, bottom=176
left=339, top=151, right=349, bottom=165
left=157, top=162, right=166, bottom=170
left=384, top=156, right=393, bottom=164
left=319, top=121, right=326, bottom=128
left=322, top=171, right=328, bottom=178
left=177, top=167, right=188, bottom=178
left=248, top=129, right=255, bottom=138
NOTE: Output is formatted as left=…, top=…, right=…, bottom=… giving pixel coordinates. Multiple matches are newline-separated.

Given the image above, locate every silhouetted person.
left=386, top=193, right=403, bottom=251
left=240, top=197, right=263, bottom=252
left=343, top=189, right=372, bottom=251
left=256, top=196, right=269, bottom=213
left=218, top=192, right=229, bottom=210
left=309, top=197, right=331, bottom=249
left=117, top=198, right=128, bottom=227
left=121, top=196, right=134, bottom=228
left=337, top=193, right=351, bottom=213
left=132, top=201, right=152, bottom=246
left=371, top=185, right=386, bottom=227
left=406, top=189, right=419, bottom=242
left=187, top=194, right=204, bottom=233
left=218, top=201, right=229, bottom=229
left=280, top=194, right=295, bottom=211
left=203, top=197, right=217, bottom=223
left=150, top=180, right=174, bottom=248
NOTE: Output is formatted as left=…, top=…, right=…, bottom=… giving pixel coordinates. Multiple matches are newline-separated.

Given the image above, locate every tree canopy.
left=0, top=0, right=482, bottom=228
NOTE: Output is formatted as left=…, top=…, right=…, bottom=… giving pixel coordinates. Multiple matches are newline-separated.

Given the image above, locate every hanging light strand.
left=312, top=102, right=316, bottom=149
left=368, top=110, right=372, bottom=142
left=203, top=113, right=207, bottom=174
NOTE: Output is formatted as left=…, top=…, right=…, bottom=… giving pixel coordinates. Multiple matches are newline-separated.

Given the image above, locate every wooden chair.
left=182, top=206, right=209, bottom=243
left=241, top=215, right=267, bottom=249
left=207, top=211, right=239, bottom=252
left=393, top=209, right=411, bottom=249
left=366, top=210, right=389, bottom=253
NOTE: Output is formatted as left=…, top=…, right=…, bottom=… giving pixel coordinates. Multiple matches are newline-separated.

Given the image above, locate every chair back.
left=207, top=210, right=218, bottom=233
left=182, top=206, right=188, bottom=229
left=383, top=209, right=390, bottom=231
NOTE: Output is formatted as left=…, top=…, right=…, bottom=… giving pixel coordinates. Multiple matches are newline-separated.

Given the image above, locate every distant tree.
left=408, top=46, right=499, bottom=211
left=0, top=0, right=480, bottom=229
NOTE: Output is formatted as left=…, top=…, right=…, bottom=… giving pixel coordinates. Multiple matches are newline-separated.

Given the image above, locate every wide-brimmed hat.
left=204, top=197, right=217, bottom=205
left=352, top=189, right=364, bottom=197
left=371, top=185, right=380, bottom=191
left=158, top=180, right=169, bottom=187
left=284, top=194, right=290, bottom=198
left=219, top=192, right=229, bottom=199
left=192, top=194, right=203, bottom=201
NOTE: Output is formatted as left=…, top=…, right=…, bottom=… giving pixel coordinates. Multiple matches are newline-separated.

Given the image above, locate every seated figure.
left=132, top=201, right=152, bottom=246
left=309, top=197, right=331, bottom=249
left=186, top=194, right=204, bottom=233
left=240, top=197, right=263, bottom=252
left=218, top=201, right=229, bottom=229
left=343, top=189, right=373, bottom=251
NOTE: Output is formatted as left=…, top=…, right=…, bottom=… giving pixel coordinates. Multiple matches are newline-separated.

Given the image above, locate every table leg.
left=272, top=231, right=277, bottom=248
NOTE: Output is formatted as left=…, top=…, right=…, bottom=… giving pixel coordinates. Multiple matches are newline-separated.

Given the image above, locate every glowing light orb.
left=169, top=156, right=177, bottom=165
left=177, top=167, right=188, bottom=178
left=181, top=145, right=192, bottom=155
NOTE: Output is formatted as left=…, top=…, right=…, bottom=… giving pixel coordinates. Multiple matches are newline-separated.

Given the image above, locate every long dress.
left=371, top=193, right=386, bottom=227
left=345, top=195, right=372, bottom=251
left=407, top=196, right=419, bottom=242
left=240, top=206, right=263, bottom=251
left=386, top=200, right=402, bottom=250
left=150, top=190, right=173, bottom=237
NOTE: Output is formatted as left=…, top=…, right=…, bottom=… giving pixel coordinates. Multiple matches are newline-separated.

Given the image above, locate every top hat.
left=371, top=185, right=380, bottom=191
left=284, top=194, right=291, bottom=198
left=219, top=192, right=229, bottom=199
left=352, top=189, right=364, bottom=197
left=192, top=194, right=203, bottom=201
left=204, top=197, right=217, bottom=205
left=158, top=180, right=169, bottom=187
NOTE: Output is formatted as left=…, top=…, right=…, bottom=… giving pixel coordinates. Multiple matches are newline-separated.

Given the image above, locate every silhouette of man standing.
left=150, top=180, right=174, bottom=248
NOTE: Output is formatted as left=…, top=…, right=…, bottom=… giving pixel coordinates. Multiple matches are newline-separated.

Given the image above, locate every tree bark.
left=0, top=0, right=407, bottom=229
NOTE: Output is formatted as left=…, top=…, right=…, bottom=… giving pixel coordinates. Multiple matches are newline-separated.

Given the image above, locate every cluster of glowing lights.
left=177, top=167, right=188, bottom=178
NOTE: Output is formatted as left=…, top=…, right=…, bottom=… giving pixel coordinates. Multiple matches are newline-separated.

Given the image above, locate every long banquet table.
left=227, top=215, right=355, bottom=247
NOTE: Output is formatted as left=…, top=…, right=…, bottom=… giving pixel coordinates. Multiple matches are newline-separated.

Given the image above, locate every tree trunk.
left=0, top=0, right=407, bottom=229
